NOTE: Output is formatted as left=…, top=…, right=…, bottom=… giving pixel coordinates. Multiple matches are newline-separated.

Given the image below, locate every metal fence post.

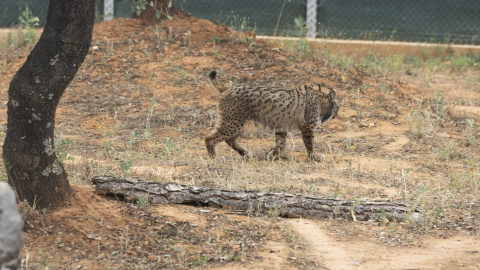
left=104, top=0, right=114, bottom=21
left=306, top=0, right=317, bottom=38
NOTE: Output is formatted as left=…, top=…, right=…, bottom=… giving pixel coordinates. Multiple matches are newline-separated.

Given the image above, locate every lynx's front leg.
left=266, top=132, right=287, bottom=160
left=300, top=125, right=324, bottom=162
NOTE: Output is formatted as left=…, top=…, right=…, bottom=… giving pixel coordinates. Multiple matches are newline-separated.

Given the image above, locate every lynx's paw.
left=243, top=151, right=254, bottom=160
left=308, top=153, right=325, bottom=162
left=266, top=150, right=289, bottom=161
left=266, top=149, right=276, bottom=161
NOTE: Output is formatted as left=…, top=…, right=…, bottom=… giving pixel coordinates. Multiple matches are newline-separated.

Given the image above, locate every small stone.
left=125, top=250, right=138, bottom=256
left=0, top=183, right=24, bottom=269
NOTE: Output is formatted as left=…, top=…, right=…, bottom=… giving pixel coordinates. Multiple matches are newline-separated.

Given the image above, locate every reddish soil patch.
left=21, top=185, right=279, bottom=269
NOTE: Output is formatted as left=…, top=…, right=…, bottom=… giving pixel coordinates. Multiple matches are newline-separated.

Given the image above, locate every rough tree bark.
left=2, top=0, right=95, bottom=208
left=92, top=176, right=417, bottom=221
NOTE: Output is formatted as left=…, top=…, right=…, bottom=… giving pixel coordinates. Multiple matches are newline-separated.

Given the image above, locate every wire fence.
left=1, top=0, right=480, bottom=44
left=175, top=0, right=306, bottom=37
left=317, top=0, right=480, bottom=44
left=0, top=1, right=131, bottom=27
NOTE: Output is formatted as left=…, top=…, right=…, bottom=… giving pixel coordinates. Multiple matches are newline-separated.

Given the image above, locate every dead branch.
left=91, top=175, right=416, bottom=221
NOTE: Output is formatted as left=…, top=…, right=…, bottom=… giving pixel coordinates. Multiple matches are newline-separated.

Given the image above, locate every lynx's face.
left=319, top=89, right=340, bottom=124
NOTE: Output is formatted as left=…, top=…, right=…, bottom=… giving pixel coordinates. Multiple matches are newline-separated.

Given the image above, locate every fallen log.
left=91, top=175, right=417, bottom=221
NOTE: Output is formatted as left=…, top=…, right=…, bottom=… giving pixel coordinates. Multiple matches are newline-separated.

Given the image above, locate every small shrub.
left=56, top=130, right=72, bottom=163
left=120, top=159, right=133, bottom=177
left=18, top=5, right=40, bottom=47
left=432, top=91, right=447, bottom=117
left=434, top=141, right=456, bottom=161
left=136, top=194, right=149, bottom=209
left=465, top=119, right=477, bottom=146
left=408, top=110, right=425, bottom=138
left=210, top=36, right=223, bottom=43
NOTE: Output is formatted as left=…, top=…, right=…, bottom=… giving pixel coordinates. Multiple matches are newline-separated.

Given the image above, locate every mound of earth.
left=94, top=12, right=255, bottom=44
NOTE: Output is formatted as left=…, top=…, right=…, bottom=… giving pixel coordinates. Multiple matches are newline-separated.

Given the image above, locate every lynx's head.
left=318, top=87, right=340, bottom=124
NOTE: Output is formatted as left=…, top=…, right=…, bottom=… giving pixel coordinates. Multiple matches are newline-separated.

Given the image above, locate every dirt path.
left=291, top=219, right=480, bottom=269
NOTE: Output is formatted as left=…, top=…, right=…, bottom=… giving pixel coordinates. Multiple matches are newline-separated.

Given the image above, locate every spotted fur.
left=206, top=70, right=340, bottom=161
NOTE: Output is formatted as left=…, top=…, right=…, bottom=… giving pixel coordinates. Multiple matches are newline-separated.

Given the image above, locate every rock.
left=359, top=121, right=368, bottom=128
left=125, top=250, right=138, bottom=256
left=0, top=183, right=24, bottom=270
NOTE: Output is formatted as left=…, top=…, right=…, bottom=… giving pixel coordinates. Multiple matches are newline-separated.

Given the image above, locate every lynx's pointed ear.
left=317, top=84, right=323, bottom=92
left=328, top=89, right=336, bottom=100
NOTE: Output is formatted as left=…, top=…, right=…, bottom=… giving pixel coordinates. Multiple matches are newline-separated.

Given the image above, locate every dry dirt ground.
left=1, top=13, right=480, bottom=269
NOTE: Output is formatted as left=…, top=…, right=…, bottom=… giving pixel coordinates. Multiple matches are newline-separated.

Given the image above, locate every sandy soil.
left=0, top=12, right=479, bottom=269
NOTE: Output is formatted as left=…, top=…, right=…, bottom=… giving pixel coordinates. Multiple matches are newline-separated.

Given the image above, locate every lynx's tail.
left=208, top=70, right=228, bottom=93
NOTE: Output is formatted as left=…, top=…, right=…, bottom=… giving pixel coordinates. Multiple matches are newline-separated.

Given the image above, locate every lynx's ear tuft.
left=209, top=70, right=217, bottom=80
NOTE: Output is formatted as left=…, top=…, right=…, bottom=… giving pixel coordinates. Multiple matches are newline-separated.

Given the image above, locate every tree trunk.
left=92, top=176, right=416, bottom=222
left=2, top=0, right=95, bottom=209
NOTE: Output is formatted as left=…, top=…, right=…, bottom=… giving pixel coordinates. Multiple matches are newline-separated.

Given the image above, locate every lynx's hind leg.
left=205, top=121, right=247, bottom=158
left=205, top=129, right=229, bottom=158
left=266, top=132, right=287, bottom=160
left=226, top=135, right=252, bottom=158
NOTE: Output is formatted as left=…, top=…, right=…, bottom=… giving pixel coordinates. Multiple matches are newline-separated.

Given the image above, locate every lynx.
left=205, top=70, right=340, bottom=161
